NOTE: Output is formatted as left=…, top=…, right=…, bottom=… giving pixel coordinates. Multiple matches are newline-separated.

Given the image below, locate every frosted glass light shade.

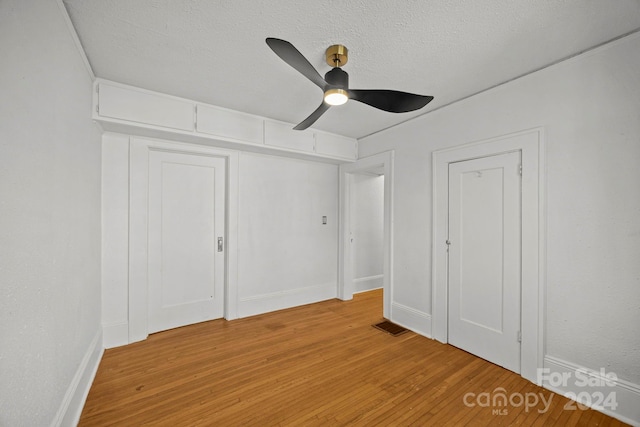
left=324, top=88, right=348, bottom=106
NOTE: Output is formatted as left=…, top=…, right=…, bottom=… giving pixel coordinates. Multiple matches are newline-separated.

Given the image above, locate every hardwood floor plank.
left=79, top=290, right=629, bottom=426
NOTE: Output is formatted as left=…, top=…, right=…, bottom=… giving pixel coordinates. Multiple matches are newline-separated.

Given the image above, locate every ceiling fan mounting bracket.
left=326, top=44, right=348, bottom=67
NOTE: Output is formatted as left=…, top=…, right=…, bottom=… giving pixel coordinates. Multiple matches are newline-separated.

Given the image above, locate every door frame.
left=339, top=151, right=394, bottom=319
left=432, top=128, right=545, bottom=384
left=128, top=137, right=240, bottom=343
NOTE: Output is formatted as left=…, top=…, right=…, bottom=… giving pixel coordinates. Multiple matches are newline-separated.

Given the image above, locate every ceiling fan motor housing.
left=325, top=67, right=349, bottom=90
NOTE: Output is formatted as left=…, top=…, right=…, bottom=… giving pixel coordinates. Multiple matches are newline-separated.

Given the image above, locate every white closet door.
left=147, top=150, right=226, bottom=333
left=448, top=151, right=521, bottom=373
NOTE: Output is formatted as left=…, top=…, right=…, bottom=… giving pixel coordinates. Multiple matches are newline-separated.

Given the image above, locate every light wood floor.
left=80, top=290, right=626, bottom=426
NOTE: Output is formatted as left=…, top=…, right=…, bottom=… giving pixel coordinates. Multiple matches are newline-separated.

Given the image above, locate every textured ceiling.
left=63, top=0, right=640, bottom=139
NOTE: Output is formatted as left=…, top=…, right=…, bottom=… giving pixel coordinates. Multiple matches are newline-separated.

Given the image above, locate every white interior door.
left=448, top=151, right=521, bottom=373
left=147, top=150, right=226, bottom=333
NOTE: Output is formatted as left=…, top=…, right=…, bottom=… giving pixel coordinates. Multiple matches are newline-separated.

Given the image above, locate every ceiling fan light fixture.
left=265, top=38, right=433, bottom=130
left=324, top=88, right=348, bottom=106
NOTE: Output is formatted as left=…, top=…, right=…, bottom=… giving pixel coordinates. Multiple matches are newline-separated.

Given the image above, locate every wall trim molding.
left=52, top=328, right=103, bottom=427
left=391, top=302, right=432, bottom=338
left=55, top=0, right=95, bottom=81
left=353, top=274, right=383, bottom=294
left=102, top=321, right=129, bottom=349
left=542, top=355, right=640, bottom=426
left=238, top=282, right=337, bottom=318
left=353, top=274, right=384, bottom=283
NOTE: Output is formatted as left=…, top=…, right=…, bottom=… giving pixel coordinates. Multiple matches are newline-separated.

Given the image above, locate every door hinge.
left=518, top=164, right=523, bottom=176
left=217, top=237, right=223, bottom=252
left=517, top=331, right=522, bottom=343
left=96, top=104, right=99, bottom=114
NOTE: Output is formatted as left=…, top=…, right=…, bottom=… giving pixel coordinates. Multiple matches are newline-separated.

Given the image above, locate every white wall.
left=237, top=153, right=338, bottom=317
left=351, top=173, right=384, bottom=293
left=359, top=31, right=640, bottom=395
left=0, top=1, right=103, bottom=425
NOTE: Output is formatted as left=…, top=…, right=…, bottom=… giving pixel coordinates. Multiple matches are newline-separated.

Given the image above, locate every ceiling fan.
left=266, top=38, right=434, bottom=130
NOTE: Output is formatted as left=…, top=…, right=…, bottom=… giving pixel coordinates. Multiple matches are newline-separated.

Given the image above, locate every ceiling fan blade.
left=293, top=102, right=331, bottom=130
left=348, top=89, right=434, bottom=113
left=266, top=38, right=327, bottom=90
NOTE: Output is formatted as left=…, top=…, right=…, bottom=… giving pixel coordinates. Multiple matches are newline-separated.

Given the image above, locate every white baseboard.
left=353, top=274, right=383, bottom=294
left=238, top=282, right=337, bottom=318
left=102, top=321, right=129, bottom=349
left=542, top=355, right=640, bottom=426
left=52, top=328, right=104, bottom=427
left=390, top=301, right=432, bottom=337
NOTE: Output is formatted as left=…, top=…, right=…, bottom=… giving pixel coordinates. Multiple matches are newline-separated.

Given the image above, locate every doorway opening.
left=350, top=170, right=385, bottom=295
left=339, top=151, right=394, bottom=319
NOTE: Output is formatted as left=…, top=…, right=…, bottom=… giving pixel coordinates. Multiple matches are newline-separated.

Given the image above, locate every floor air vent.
left=372, top=320, right=408, bottom=336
